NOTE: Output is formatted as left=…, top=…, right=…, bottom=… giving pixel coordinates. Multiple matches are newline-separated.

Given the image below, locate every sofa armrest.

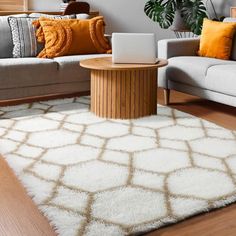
left=158, top=38, right=200, bottom=59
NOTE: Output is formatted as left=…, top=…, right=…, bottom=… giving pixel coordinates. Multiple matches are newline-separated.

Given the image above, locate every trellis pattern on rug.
left=0, top=96, right=236, bottom=236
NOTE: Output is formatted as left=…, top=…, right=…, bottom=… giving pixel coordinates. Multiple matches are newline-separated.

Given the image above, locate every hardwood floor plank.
left=147, top=203, right=236, bottom=236
left=0, top=158, right=56, bottom=236
left=157, top=89, right=236, bottom=130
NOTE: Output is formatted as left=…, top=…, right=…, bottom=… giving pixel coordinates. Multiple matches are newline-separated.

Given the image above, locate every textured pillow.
left=34, top=16, right=112, bottom=58
left=8, top=14, right=75, bottom=58
left=0, top=14, right=28, bottom=58
left=198, top=19, right=236, bottom=60
left=223, top=17, right=236, bottom=61
left=8, top=17, right=44, bottom=58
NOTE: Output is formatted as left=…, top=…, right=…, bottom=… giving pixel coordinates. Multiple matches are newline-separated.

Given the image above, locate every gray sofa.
left=158, top=18, right=236, bottom=107
left=0, top=54, right=109, bottom=101
left=0, top=13, right=110, bottom=101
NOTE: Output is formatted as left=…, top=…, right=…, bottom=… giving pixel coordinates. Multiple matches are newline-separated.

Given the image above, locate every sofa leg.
left=164, top=89, right=170, bottom=105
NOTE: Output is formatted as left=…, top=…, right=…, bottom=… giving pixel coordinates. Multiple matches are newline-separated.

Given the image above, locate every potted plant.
left=144, top=0, right=208, bottom=35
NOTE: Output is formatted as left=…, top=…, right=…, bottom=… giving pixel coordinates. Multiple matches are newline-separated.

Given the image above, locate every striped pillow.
left=8, top=15, right=75, bottom=58
left=0, top=14, right=28, bottom=58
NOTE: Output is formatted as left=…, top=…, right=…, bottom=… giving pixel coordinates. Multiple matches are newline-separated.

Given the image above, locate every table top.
left=80, top=57, right=168, bottom=71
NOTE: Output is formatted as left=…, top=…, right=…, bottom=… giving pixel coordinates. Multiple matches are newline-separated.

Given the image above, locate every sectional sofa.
left=158, top=18, right=236, bottom=107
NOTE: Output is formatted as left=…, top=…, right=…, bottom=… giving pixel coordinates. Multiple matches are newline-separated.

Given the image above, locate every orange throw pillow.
left=198, top=19, right=236, bottom=60
left=33, top=16, right=111, bottom=58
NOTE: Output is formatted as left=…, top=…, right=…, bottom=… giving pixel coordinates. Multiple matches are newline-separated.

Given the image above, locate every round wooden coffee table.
left=80, top=57, right=168, bottom=119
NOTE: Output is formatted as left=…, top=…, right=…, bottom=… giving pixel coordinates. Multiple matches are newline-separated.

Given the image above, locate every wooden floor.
left=0, top=88, right=236, bottom=236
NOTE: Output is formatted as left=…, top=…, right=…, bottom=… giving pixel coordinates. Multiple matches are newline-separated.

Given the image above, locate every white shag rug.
left=0, top=96, right=236, bottom=236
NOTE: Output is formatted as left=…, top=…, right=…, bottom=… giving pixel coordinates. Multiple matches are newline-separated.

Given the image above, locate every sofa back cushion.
left=0, top=14, right=27, bottom=58
left=224, top=17, right=236, bottom=60
left=198, top=19, right=236, bottom=60
left=8, top=17, right=44, bottom=58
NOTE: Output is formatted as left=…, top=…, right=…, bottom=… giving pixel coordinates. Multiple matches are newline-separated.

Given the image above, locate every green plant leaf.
left=144, top=0, right=207, bottom=35
left=181, top=0, right=207, bottom=35
left=144, top=0, right=176, bottom=29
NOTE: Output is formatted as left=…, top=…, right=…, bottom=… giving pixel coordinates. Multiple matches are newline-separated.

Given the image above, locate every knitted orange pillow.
left=198, top=19, right=236, bottom=60
left=33, top=16, right=111, bottom=58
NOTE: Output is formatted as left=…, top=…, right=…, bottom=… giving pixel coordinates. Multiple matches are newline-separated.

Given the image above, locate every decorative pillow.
left=0, top=14, right=28, bottom=58
left=198, top=19, right=236, bottom=60
left=34, top=16, right=112, bottom=58
left=29, top=13, right=76, bottom=19
left=223, top=17, right=236, bottom=61
left=8, top=17, right=44, bottom=58
left=8, top=14, right=75, bottom=58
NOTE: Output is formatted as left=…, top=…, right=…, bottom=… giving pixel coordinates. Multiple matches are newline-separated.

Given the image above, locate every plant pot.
left=170, top=10, right=190, bottom=31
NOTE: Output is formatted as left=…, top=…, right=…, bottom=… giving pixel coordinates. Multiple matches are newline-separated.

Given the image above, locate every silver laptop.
left=112, top=33, right=157, bottom=64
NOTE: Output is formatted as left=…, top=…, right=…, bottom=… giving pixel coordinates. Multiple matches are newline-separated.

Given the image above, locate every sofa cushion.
left=36, top=16, right=111, bottom=58
left=53, top=54, right=110, bottom=82
left=198, top=19, right=236, bottom=60
left=166, top=56, right=236, bottom=88
left=0, top=14, right=28, bottom=58
left=0, top=58, right=58, bottom=89
left=206, top=64, right=236, bottom=97
left=223, top=18, right=236, bottom=60
left=8, top=17, right=44, bottom=58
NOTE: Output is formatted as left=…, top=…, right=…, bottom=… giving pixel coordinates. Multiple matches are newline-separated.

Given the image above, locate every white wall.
left=29, top=0, right=236, bottom=40
left=205, top=0, right=236, bottom=18
left=29, top=0, right=173, bottom=40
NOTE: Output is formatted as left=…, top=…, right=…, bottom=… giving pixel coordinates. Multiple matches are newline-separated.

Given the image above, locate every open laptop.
left=112, top=33, right=158, bottom=64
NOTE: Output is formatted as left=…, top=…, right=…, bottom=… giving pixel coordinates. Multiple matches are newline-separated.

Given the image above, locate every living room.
left=0, top=0, right=236, bottom=236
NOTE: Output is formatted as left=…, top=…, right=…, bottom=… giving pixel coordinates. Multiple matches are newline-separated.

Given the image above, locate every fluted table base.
left=91, top=69, right=158, bottom=119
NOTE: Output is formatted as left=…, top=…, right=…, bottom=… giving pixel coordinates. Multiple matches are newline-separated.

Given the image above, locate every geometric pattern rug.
left=0, top=96, right=236, bottom=236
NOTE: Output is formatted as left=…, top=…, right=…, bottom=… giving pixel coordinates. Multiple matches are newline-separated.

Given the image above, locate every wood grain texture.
left=90, top=69, right=158, bottom=119
left=147, top=203, right=236, bottom=236
left=0, top=89, right=236, bottom=236
left=164, top=88, right=170, bottom=105
left=80, top=57, right=168, bottom=71
left=0, top=158, right=56, bottom=236
left=230, top=7, right=236, bottom=17
left=0, top=0, right=27, bottom=11
left=81, top=57, right=167, bottom=119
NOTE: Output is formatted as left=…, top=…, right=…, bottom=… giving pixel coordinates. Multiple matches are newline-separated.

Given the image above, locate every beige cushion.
left=206, top=64, right=236, bottom=96
left=53, top=54, right=110, bottom=82
left=166, top=56, right=236, bottom=88
left=0, top=58, right=58, bottom=89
